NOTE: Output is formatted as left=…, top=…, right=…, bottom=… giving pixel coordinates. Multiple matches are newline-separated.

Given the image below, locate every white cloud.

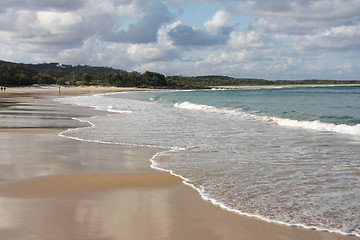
left=228, top=31, right=265, bottom=49
left=204, top=10, right=230, bottom=34
left=126, top=20, right=180, bottom=62
left=127, top=44, right=165, bottom=61
left=85, top=0, right=138, bottom=18
left=157, top=20, right=181, bottom=46
left=0, top=0, right=359, bottom=80
left=294, top=25, right=360, bottom=51
left=204, top=51, right=250, bottom=64
left=237, top=0, right=360, bottom=34
left=37, top=11, right=82, bottom=35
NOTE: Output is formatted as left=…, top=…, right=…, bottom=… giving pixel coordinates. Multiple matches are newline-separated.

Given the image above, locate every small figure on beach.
left=1, top=87, right=3, bottom=91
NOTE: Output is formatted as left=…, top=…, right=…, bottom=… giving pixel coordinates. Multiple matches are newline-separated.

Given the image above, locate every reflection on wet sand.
left=0, top=187, right=175, bottom=240
left=0, top=91, right=358, bottom=240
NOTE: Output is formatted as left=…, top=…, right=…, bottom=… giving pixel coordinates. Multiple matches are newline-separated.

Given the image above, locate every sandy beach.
left=0, top=86, right=359, bottom=240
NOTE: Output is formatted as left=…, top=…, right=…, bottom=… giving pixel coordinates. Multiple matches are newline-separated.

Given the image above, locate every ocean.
left=57, top=86, right=360, bottom=236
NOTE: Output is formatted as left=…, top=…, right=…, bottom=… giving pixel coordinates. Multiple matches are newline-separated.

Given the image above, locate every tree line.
left=1, top=60, right=359, bottom=88
left=0, top=61, right=167, bottom=88
left=166, top=75, right=360, bottom=88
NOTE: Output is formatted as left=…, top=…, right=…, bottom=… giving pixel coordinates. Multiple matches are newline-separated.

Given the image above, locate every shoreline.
left=1, top=85, right=156, bottom=96
left=152, top=161, right=360, bottom=238
left=0, top=88, right=359, bottom=239
left=211, top=83, right=360, bottom=89
left=1, top=82, right=359, bottom=95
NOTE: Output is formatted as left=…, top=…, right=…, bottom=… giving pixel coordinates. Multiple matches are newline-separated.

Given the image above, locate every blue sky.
left=0, top=0, right=359, bottom=80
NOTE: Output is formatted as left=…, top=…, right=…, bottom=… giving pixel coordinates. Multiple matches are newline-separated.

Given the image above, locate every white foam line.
left=106, top=105, right=133, bottom=113
left=149, top=150, right=359, bottom=237
left=58, top=117, right=167, bottom=149
left=59, top=118, right=359, bottom=237
left=56, top=92, right=359, bottom=237
left=174, top=101, right=360, bottom=136
left=269, top=117, right=360, bottom=136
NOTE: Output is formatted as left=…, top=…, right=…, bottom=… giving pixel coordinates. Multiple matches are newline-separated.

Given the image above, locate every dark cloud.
left=0, top=9, right=113, bottom=51
left=168, top=24, right=232, bottom=46
left=104, top=3, right=174, bottom=43
left=22, top=36, right=86, bottom=53
left=253, top=0, right=292, bottom=12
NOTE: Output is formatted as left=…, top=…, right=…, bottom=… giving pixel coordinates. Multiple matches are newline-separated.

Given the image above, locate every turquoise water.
left=136, top=86, right=360, bottom=125
left=58, top=86, right=360, bottom=236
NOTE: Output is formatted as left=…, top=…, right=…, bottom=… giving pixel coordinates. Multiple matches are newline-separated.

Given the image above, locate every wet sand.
left=0, top=88, right=359, bottom=240
left=2, top=85, right=144, bottom=94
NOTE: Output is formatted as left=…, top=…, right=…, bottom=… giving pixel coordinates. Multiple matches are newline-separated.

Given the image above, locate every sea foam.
left=56, top=90, right=360, bottom=237
left=269, top=117, right=360, bottom=136
left=174, top=101, right=360, bottom=136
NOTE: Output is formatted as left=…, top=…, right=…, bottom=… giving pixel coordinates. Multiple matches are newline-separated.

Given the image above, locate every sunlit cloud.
left=0, top=0, right=359, bottom=80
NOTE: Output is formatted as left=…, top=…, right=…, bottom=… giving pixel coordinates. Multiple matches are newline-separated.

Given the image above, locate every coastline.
left=211, top=83, right=360, bottom=89
left=1, top=85, right=155, bottom=95
left=1, top=82, right=359, bottom=96
left=0, top=87, right=359, bottom=239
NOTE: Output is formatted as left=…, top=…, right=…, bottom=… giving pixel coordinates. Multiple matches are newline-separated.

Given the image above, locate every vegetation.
left=1, top=60, right=359, bottom=88
left=166, top=75, right=360, bottom=88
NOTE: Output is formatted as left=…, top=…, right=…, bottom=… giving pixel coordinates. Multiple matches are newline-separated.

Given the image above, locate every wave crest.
left=107, top=106, right=132, bottom=113
left=174, top=101, right=360, bottom=136
left=269, top=117, right=360, bottom=136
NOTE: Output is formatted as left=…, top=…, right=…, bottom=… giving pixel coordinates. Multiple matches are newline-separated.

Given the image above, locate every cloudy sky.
left=0, top=0, right=359, bottom=79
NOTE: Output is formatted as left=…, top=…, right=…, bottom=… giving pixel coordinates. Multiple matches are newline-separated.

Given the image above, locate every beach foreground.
left=0, top=87, right=358, bottom=240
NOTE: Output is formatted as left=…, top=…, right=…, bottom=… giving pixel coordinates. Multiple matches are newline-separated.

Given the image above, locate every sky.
left=0, top=0, right=360, bottom=80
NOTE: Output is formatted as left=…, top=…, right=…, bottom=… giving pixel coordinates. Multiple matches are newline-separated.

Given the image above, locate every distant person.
left=1, top=87, right=3, bottom=91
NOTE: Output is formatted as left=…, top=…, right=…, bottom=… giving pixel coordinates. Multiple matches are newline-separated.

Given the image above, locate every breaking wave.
left=174, top=101, right=360, bottom=136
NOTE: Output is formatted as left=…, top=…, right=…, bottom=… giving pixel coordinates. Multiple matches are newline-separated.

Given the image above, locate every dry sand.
left=0, top=87, right=359, bottom=240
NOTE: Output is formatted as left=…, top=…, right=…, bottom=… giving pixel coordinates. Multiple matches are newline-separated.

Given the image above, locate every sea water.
left=57, top=86, right=360, bottom=236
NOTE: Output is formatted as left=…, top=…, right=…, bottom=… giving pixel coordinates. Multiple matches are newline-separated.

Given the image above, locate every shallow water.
left=58, top=86, right=360, bottom=236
